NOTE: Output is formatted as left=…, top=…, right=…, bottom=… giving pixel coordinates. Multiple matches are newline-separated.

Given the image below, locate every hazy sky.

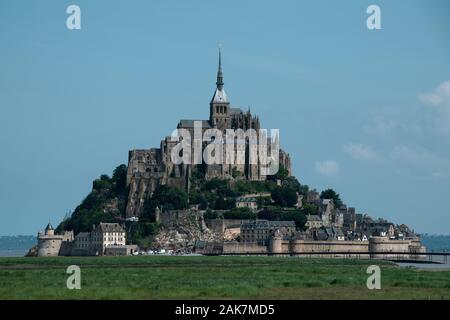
left=1, top=0, right=449, bottom=235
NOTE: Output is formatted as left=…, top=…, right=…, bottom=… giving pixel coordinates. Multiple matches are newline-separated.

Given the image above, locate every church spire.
left=216, top=47, right=224, bottom=90
left=210, top=46, right=228, bottom=105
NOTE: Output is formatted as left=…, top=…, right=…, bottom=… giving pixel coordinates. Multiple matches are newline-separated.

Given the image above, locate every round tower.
left=269, top=229, right=283, bottom=254
left=45, top=223, right=54, bottom=236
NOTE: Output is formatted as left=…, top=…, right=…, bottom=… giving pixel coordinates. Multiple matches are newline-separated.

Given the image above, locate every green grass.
left=0, top=256, right=449, bottom=299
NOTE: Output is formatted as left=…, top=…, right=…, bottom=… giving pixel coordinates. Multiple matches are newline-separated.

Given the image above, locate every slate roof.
left=236, top=197, right=257, bottom=203
left=75, top=232, right=90, bottom=239
left=211, top=88, right=228, bottom=103
left=178, top=119, right=212, bottom=129
left=241, top=220, right=295, bottom=230
left=98, top=223, right=125, bottom=233
left=313, top=230, right=329, bottom=241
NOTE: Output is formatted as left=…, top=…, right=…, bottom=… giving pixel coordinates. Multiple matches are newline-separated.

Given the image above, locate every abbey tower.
left=125, top=50, right=292, bottom=217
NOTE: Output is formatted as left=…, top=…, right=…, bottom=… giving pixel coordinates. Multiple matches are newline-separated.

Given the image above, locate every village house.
left=90, top=223, right=126, bottom=255
left=235, top=196, right=258, bottom=211
left=70, top=222, right=136, bottom=256
left=240, top=220, right=296, bottom=245
left=306, top=215, right=323, bottom=229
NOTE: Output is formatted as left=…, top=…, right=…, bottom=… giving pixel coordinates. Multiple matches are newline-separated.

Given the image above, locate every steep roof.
left=236, top=197, right=257, bottom=203
left=75, top=232, right=90, bottom=238
left=210, top=48, right=229, bottom=104
left=241, top=220, right=295, bottom=230
left=178, top=119, right=212, bottom=129
left=307, top=215, right=322, bottom=222
left=98, top=223, right=125, bottom=233
left=230, top=107, right=243, bottom=115
left=211, top=87, right=228, bottom=103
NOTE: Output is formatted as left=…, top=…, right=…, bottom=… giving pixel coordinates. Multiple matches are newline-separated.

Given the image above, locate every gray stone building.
left=240, top=220, right=296, bottom=245
left=125, top=50, right=292, bottom=217
left=37, top=223, right=74, bottom=257
left=90, top=223, right=126, bottom=256
left=235, top=196, right=258, bottom=211
left=305, top=215, right=323, bottom=229
left=44, top=222, right=132, bottom=256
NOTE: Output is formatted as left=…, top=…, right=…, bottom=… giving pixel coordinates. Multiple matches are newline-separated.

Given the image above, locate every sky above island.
left=0, top=0, right=449, bottom=235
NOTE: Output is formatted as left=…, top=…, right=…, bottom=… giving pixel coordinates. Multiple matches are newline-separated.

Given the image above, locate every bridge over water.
left=204, top=251, right=450, bottom=265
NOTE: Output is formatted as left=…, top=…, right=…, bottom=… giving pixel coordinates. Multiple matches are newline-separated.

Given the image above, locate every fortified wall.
left=272, top=239, right=369, bottom=255
left=37, top=224, right=74, bottom=257
left=368, top=236, right=426, bottom=259
left=223, top=242, right=268, bottom=254
left=205, top=218, right=250, bottom=234
left=210, top=235, right=427, bottom=260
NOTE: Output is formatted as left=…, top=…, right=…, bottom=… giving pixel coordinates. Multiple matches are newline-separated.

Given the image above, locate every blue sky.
left=0, top=0, right=449, bottom=235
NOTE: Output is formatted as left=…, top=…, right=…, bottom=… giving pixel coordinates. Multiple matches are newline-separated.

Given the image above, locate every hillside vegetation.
left=56, top=164, right=338, bottom=247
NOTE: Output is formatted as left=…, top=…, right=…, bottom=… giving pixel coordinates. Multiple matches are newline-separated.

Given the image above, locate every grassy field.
left=0, top=256, right=449, bottom=299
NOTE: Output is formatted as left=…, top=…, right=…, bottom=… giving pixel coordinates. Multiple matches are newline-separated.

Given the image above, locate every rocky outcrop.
left=153, top=211, right=223, bottom=252
left=25, top=245, right=38, bottom=257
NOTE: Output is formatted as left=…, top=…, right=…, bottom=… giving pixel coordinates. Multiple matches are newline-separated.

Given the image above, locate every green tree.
left=144, top=185, right=189, bottom=213
left=129, top=221, right=160, bottom=248
left=203, top=209, right=219, bottom=219
left=271, top=186, right=298, bottom=207
left=300, top=203, right=318, bottom=216
left=112, top=164, right=127, bottom=194
left=320, top=188, right=343, bottom=207
left=282, top=176, right=301, bottom=192
left=258, top=208, right=306, bottom=230
left=268, top=165, right=289, bottom=181
left=231, top=167, right=243, bottom=179
left=223, top=207, right=257, bottom=220
left=283, top=210, right=307, bottom=230
left=258, top=208, right=274, bottom=220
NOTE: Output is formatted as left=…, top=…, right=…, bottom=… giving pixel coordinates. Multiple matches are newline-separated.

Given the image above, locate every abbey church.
left=125, top=51, right=292, bottom=217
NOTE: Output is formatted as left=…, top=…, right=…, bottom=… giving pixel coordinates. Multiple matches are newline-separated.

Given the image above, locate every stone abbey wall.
left=123, top=53, right=293, bottom=218
left=266, top=236, right=426, bottom=260
left=285, top=239, right=369, bottom=254
left=368, top=236, right=427, bottom=259
left=158, top=210, right=195, bottom=228
left=223, top=242, right=268, bottom=254
left=37, top=237, right=63, bottom=256
left=205, top=218, right=250, bottom=234
left=37, top=231, right=74, bottom=257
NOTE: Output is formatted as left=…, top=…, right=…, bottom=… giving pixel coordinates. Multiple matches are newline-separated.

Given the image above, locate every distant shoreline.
left=0, top=250, right=27, bottom=257
left=0, top=235, right=35, bottom=257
